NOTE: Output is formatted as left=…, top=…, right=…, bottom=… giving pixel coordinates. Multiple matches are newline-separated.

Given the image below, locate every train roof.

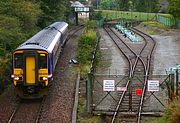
left=47, top=22, right=68, bottom=33
left=16, top=22, right=68, bottom=53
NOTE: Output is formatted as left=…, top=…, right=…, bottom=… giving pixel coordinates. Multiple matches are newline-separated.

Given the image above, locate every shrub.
left=77, top=30, right=97, bottom=65
left=158, top=99, right=180, bottom=123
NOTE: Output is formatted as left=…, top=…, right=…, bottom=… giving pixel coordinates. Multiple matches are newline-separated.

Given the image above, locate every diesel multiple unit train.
left=11, top=22, right=68, bottom=98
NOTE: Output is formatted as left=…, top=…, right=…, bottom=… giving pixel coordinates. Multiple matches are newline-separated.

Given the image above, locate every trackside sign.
left=148, top=80, right=160, bottom=92
left=103, top=80, right=115, bottom=91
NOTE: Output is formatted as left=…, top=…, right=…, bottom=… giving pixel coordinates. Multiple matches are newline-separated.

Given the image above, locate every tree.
left=0, top=0, right=42, bottom=93
left=0, top=0, right=42, bottom=35
left=38, top=0, right=70, bottom=28
left=168, top=0, right=180, bottom=19
left=0, top=0, right=42, bottom=51
left=100, top=0, right=117, bottom=10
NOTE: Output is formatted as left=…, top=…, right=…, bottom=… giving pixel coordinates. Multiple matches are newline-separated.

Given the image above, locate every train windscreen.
left=14, top=53, right=23, bottom=68
left=38, top=53, right=47, bottom=69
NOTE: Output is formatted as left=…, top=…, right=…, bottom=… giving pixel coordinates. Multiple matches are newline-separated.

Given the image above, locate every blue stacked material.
left=167, top=65, right=180, bottom=73
left=115, top=24, right=139, bottom=42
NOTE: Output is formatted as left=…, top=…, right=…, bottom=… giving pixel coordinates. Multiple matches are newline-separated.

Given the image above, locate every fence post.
left=176, top=70, right=179, bottom=96
left=86, top=72, right=93, bottom=113
left=170, top=73, right=175, bottom=100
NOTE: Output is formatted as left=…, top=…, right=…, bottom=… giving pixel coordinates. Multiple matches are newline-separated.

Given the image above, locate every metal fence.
left=176, top=20, right=180, bottom=28
left=157, top=15, right=175, bottom=27
left=95, top=10, right=180, bottom=28
left=86, top=71, right=180, bottom=113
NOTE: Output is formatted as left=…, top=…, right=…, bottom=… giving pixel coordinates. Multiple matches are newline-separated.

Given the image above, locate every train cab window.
left=14, top=53, right=23, bottom=68
left=38, top=53, right=47, bottom=69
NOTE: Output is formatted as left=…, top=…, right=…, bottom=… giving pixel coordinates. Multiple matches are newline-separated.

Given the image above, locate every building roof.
left=71, top=1, right=85, bottom=7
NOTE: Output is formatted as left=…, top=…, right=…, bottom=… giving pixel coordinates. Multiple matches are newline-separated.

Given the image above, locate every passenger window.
left=14, top=53, right=23, bottom=68
left=38, top=54, right=47, bottom=69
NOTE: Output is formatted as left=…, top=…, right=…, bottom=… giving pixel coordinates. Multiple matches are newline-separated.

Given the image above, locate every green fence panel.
left=157, top=15, right=175, bottom=27
left=96, top=19, right=104, bottom=27
left=176, top=20, right=180, bottom=28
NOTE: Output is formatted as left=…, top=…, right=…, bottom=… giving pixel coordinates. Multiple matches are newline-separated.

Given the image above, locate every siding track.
left=104, top=25, right=156, bottom=123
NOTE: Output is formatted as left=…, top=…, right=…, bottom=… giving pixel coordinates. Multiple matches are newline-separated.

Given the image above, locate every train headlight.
left=40, top=77, right=48, bottom=81
left=14, top=76, right=23, bottom=81
left=43, top=77, right=48, bottom=81
left=14, top=77, right=19, bottom=80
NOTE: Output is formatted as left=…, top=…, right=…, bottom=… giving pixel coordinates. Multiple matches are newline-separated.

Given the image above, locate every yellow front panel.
left=13, top=69, right=23, bottom=86
left=26, top=56, right=35, bottom=84
left=38, top=69, right=48, bottom=86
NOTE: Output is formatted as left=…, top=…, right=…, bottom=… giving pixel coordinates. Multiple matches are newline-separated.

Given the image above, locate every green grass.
left=77, top=95, right=103, bottom=123
left=95, top=10, right=174, bottom=22
left=143, top=21, right=168, bottom=29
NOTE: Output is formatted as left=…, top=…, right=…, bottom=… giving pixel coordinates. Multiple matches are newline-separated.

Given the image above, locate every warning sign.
left=148, top=80, right=159, bottom=92
left=103, top=80, right=115, bottom=91
left=117, top=87, right=127, bottom=91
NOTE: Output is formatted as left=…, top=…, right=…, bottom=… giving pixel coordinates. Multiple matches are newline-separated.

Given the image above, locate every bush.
left=84, top=20, right=97, bottom=32
left=164, top=99, right=180, bottom=123
left=77, top=30, right=97, bottom=65
left=158, top=99, right=180, bottom=123
left=0, top=53, right=12, bottom=94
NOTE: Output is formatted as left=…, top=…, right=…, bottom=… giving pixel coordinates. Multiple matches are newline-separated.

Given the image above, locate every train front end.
left=12, top=49, right=51, bottom=98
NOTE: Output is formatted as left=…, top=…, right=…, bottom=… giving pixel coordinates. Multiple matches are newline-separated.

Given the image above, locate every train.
left=11, top=22, right=68, bottom=98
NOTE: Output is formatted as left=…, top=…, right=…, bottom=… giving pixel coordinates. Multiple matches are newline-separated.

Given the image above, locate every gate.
left=86, top=71, right=179, bottom=114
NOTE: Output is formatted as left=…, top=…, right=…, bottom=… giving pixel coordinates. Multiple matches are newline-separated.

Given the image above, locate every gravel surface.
left=97, top=28, right=127, bottom=75
left=135, top=25, right=180, bottom=75
left=0, top=86, right=17, bottom=123
left=11, top=100, right=41, bottom=123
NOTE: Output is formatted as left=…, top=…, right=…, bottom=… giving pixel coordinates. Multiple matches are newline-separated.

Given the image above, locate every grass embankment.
left=140, top=21, right=169, bottom=35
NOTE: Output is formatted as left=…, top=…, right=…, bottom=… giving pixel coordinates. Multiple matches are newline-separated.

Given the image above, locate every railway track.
left=8, top=97, right=45, bottom=123
left=104, top=25, right=156, bottom=123
left=66, top=25, right=84, bottom=42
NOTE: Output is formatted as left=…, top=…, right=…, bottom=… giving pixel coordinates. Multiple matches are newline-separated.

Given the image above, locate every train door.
left=26, top=56, right=35, bottom=84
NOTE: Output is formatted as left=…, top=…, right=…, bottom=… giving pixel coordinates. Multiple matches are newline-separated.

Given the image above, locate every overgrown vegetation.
left=77, top=20, right=100, bottom=78
left=143, top=21, right=169, bottom=29
left=151, top=99, right=180, bottom=123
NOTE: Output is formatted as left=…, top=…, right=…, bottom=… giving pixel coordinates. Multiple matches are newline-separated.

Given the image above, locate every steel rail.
left=105, top=25, right=156, bottom=123
left=131, top=27, right=156, bottom=123
left=103, top=27, right=133, bottom=123
left=34, top=97, right=46, bottom=123
left=109, top=27, right=147, bottom=74
left=104, top=26, right=147, bottom=123
left=8, top=104, right=20, bottom=123
left=66, top=25, right=84, bottom=43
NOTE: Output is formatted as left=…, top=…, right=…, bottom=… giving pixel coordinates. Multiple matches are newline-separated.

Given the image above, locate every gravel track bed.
left=0, top=86, right=18, bottom=123
left=39, top=28, right=83, bottom=123
left=11, top=100, right=42, bottom=123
